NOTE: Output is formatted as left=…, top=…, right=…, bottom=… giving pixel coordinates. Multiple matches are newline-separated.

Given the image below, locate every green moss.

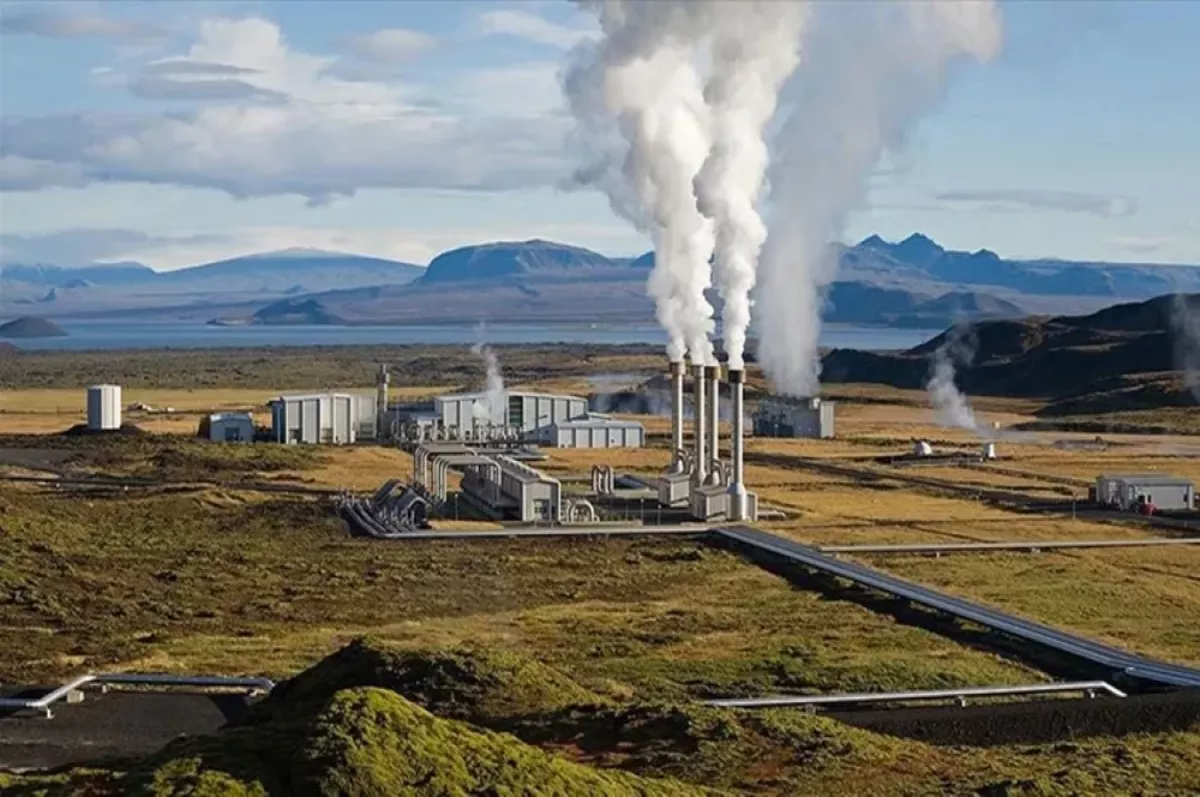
left=249, top=637, right=600, bottom=727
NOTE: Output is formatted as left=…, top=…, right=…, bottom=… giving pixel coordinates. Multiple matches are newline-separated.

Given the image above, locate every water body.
left=9, top=321, right=939, bottom=353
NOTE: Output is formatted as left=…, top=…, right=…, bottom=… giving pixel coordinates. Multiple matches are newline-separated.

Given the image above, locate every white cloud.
left=1, top=17, right=572, bottom=201
left=0, top=8, right=164, bottom=40
left=477, top=9, right=594, bottom=50
left=345, top=28, right=435, bottom=62
left=937, top=189, right=1138, bottom=218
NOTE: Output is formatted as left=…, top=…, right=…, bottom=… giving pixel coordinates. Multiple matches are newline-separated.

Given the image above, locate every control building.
left=753, top=395, right=835, bottom=439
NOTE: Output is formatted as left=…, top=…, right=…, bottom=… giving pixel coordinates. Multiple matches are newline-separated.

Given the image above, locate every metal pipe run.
left=726, top=369, right=747, bottom=520
left=706, top=365, right=721, bottom=486
left=0, top=673, right=275, bottom=719
left=669, top=360, right=686, bottom=474
left=692, top=364, right=707, bottom=487
left=820, top=538, right=1200, bottom=555
left=704, top=681, right=1127, bottom=710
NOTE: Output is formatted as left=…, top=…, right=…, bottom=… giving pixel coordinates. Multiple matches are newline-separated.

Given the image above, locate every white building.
left=535, top=414, right=645, bottom=449
left=269, top=393, right=358, bottom=445
left=202, top=412, right=254, bottom=443
left=433, top=390, right=588, bottom=439
left=86, top=385, right=122, bottom=431
left=753, top=396, right=835, bottom=439
left=1095, top=474, right=1194, bottom=512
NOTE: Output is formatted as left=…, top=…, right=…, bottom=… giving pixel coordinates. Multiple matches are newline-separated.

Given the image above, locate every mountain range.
left=2, top=234, right=1197, bottom=328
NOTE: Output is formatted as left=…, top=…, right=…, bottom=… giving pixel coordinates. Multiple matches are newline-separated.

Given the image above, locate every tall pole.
left=692, top=363, right=707, bottom=487
left=727, top=369, right=747, bottom=520
left=706, top=365, right=721, bottom=486
left=670, top=360, right=685, bottom=474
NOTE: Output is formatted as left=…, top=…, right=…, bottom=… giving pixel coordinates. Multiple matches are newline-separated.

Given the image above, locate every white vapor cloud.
left=345, top=28, right=436, bottom=62
left=477, top=9, right=595, bottom=50
left=0, top=17, right=573, bottom=201
left=938, top=189, right=1138, bottom=218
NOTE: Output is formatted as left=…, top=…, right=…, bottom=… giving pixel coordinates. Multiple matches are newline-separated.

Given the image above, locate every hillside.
left=820, top=293, right=1200, bottom=412
left=0, top=316, right=68, bottom=338
left=421, top=239, right=623, bottom=284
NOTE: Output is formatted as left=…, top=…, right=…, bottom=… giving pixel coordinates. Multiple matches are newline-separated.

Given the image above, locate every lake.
left=8, top=321, right=940, bottom=352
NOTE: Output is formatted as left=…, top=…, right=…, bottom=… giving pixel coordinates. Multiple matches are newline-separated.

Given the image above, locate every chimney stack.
left=727, top=368, right=748, bottom=520
left=692, top=363, right=707, bottom=486
left=669, top=360, right=686, bottom=474
left=706, top=364, right=721, bottom=485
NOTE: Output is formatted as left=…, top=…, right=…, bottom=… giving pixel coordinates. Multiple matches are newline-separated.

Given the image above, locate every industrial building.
left=200, top=412, right=254, bottom=443
left=433, top=390, right=588, bottom=440
left=269, top=393, right=359, bottom=445
left=753, top=395, right=835, bottom=439
left=86, top=385, right=122, bottom=431
left=412, top=443, right=566, bottom=523
left=534, top=414, right=645, bottom=449
left=1094, top=474, right=1195, bottom=512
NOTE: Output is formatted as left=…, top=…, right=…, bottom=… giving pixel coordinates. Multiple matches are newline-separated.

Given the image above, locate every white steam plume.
left=564, top=1, right=716, bottom=365
left=694, top=1, right=808, bottom=371
left=756, top=0, right=1003, bottom=395
left=470, top=342, right=506, bottom=425
left=927, top=327, right=979, bottom=431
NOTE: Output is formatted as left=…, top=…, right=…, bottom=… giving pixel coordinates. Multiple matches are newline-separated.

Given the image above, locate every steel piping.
left=705, top=680, right=1127, bottom=709
left=0, top=673, right=274, bottom=719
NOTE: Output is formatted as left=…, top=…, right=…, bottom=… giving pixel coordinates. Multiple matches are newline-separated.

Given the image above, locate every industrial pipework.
left=692, top=364, right=707, bottom=486
left=706, top=365, right=722, bottom=486
left=669, top=360, right=686, bottom=474
left=376, top=363, right=390, bottom=441
left=727, top=368, right=748, bottom=520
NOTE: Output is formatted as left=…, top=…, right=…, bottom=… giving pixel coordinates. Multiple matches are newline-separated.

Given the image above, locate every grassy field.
left=2, top=348, right=1199, bottom=794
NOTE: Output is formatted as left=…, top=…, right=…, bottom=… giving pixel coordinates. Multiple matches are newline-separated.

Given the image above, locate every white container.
left=87, top=385, right=122, bottom=431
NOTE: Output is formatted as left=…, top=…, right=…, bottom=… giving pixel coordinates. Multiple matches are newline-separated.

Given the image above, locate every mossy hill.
left=0, top=316, right=67, bottom=339
left=821, top=292, right=1200, bottom=414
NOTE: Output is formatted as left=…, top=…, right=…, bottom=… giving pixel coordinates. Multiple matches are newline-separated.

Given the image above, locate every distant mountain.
left=820, top=293, right=1200, bottom=412
left=0, top=316, right=68, bottom=338
left=420, top=240, right=630, bottom=284
left=0, top=249, right=423, bottom=315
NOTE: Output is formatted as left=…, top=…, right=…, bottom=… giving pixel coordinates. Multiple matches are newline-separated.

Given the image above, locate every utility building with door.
left=1094, top=474, right=1195, bottom=512
left=269, top=392, right=359, bottom=445
left=201, top=412, right=254, bottom=443
left=535, top=414, right=645, bottom=448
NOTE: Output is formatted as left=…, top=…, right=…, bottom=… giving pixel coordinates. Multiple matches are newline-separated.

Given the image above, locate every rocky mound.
left=0, top=315, right=68, bottom=338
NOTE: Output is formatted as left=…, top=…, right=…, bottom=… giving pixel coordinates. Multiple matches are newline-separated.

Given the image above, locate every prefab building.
left=434, top=390, right=588, bottom=439
left=1095, top=474, right=1194, bottom=512
left=753, top=396, right=835, bottom=439
left=270, top=393, right=357, bottom=445
left=536, top=414, right=645, bottom=448
left=86, top=384, right=122, bottom=431
left=202, top=412, right=254, bottom=443
left=354, top=393, right=379, bottom=441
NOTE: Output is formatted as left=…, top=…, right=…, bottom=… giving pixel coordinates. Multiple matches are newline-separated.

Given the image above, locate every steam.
left=927, top=325, right=978, bottom=431
left=692, top=2, right=807, bottom=371
left=564, top=1, right=717, bottom=365
left=755, top=0, right=1003, bottom=396
left=1171, top=293, right=1200, bottom=403
left=470, top=342, right=506, bottom=425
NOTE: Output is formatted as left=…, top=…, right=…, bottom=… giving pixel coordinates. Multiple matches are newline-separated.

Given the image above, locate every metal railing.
left=0, top=673, right=275, bottom=719
left=820, top=538, right=1200, bottom=555
left=705, top=681, right=1127, bottom=710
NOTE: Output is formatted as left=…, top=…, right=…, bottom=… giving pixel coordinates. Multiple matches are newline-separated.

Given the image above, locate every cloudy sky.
left=1, top=0, right=1197, bottom=270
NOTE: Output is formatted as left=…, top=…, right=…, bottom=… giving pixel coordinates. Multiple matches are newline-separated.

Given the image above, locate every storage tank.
left=86, top=385, right=122, bottom=431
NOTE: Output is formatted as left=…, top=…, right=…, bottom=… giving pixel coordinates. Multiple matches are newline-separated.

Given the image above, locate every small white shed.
left=203, top=412, right=254, bottom=443
left=536, top=414, right=645, bottom=449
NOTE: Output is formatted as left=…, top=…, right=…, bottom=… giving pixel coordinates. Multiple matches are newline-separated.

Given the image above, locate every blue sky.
left=1, top=0, right=1197, bottom=270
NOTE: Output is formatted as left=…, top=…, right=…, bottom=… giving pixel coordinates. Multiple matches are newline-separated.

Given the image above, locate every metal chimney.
left=692, top=363, right=707, bottom=486
left=669, top=360, right=686, bottom=474
left=706, top=364, right=721, bottom=485
left=726, top=368, right=747, bottom=520
left=376, top=363, right=390, bottom=441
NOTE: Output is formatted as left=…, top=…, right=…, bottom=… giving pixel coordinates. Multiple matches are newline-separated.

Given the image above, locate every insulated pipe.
left=692, top=364, right=707, bottom=486
left=726, top=369, right=747, bottom=520
left=669, top=361, right=686, bottom=474
left=706, top=365, right=721, bottom=486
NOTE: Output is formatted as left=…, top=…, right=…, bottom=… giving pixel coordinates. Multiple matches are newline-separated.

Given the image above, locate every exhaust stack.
left=669, top=360, right=686, bottom=474
left=706, top=365, right=722, bottom=486
left=692, top=364, right=707, bottom=486
left=727, top=368, right=748, bottom=520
